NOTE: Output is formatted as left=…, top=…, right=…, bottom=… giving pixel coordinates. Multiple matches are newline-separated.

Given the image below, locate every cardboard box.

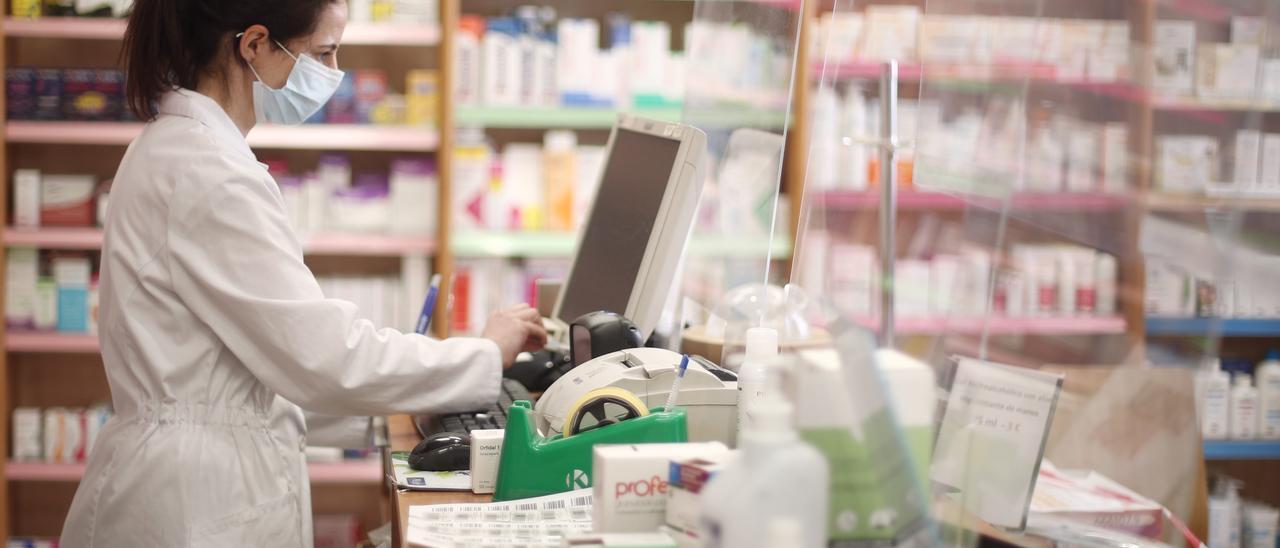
left=1101, top=123, right=1128, bottom=192
left=469, top=429, right=504, bottom=494
left=62, top=69, right=122, bottom=121
left=665, top=455, right=732, bottom=539
left=1157, top=136, right=1218, bottom=193
left=41, top=174, right=96, bottom=227
left=13, top=169, right=41, bottom=229
left=1261, top=134, right=1280, bottom=188
left=1235, top=130, right=1262, bottom=187
left=863, top=5, right=920, bottom=61
left=1231, top=16, right=1266, bottom=45
left=1153, top=21, right=1195, bottom=94
left=1197, top=44, right=1259, bottom=99
left=592, top=443, right=729, bottom=533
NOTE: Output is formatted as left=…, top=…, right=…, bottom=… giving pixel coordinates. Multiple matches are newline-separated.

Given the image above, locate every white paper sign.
left=931, top=358, right=1064, bottom=530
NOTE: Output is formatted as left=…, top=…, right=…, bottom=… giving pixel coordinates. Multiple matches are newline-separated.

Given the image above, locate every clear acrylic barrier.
left=671, top=0, right=801, bottom=366
left=790, top=0, right=1280, bottom=545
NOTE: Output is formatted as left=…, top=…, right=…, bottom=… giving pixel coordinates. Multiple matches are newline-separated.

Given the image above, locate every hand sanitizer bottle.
left=701, top=356, right=829, bottom=548
left=736, top=327, right=778, bottom=444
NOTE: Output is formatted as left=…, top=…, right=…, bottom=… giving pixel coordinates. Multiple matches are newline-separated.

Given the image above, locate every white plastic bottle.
left=1257, top=350, right=1280, bottom=440
left=701, top=357, right=829, bottom=548
left=1095, top=253, right=1117, bottom=316
left=1197, top=359, right=1231, bottom=440
left=736, top=327, right=778, bottom=444
left=1231, top=373, right=1260, bottom=440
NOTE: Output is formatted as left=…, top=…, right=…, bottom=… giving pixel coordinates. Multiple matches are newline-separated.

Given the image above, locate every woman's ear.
left=237, top=24, right=272, bottom=65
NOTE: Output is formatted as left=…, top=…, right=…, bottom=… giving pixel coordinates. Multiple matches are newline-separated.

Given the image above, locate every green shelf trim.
left=451, top=231, right=793, bottom=259
left=455, top=106, right=787, bottom=129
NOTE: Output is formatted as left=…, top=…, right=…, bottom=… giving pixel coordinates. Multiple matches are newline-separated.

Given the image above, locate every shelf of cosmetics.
left=6, top=67, right=439, bottom=128
left=454, top=10, right=788, bottom=114
left=8, top=406, right=376, bottom=473
left=797, top=233, right=1119, bottom=321
left=453, top=128, right=785, bottom=241
left=807, top=91, right=1131, bottom=195
left=1207, top=475, right=1279, bottom=548
left=1144, top=217, right=1280, bottom=321
left=815, top=9, right=1280, bottom=108
left=11, top=0, right=435, bottom=25
left=3, top=249, right=421, bottom=339
left=6, top=156, right=439, bottom=239
left=1195, top=353, right=1280, bottom=442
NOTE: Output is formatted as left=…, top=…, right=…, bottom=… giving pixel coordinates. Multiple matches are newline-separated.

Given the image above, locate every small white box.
left=469, top=429, right=504, bottom=494
left=1261, top=60, right=1280, bottom=102
left=863, top=5, right=920, bottom=61
left=1145, top=259, right=1193, bottom=316
left=1088, top=22, right=1130, bottom=82
left=13, top=169, right=41, bottom=229
left=5, top=248, right=38, bottom=329
left=930, top=255, right=961, bottom=316
left=592, top=442, right=729, bottom=533
left=1153, top=21, right=1196, bottom=94
left=1231, top=16, right=1266, bottom=45
left=830, top=244, right=876, bottom=317
left=1235, top=130, right=1262, bottom=187
left=1261, top=134, right=1280, bottom=188
left=12, top=407, right=42, bottom=461
left=895, top=260, right=932, bottom=317
left=1067, top=122, right=1100, bottom=192
left=1101, top=123, right=1129, bottom=192
left=665, top=454, right=732, bottom=540
left=1197, top=44, right=1260, bottom=99
left=1158, top=136, right=1219, bottom=193
left=818, top=12, right=864, bottom=64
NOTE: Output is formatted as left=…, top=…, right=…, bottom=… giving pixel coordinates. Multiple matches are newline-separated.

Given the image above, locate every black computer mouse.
left=408, top=431, right=471, bottom=471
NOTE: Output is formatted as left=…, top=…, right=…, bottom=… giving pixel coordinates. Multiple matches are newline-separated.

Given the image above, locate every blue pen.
left=415, top=274, right=443, bottom=335
left=664, top=355, right=691, bottom=414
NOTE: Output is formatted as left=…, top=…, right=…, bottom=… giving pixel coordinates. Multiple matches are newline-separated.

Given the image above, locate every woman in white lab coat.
left=60, top=0, right=546, bottom=545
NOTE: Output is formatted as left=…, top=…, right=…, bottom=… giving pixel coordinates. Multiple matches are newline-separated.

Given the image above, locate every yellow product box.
left=406, top=69, right=438, bottom=127
left=12, top=0, right=40, bottom=17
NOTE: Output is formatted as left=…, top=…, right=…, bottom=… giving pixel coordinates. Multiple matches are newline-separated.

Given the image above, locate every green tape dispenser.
left=493, top=388, right=687, bottom=502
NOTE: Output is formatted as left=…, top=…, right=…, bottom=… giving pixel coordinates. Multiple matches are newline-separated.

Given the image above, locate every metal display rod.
left=879, top=61, right=899, bottom=348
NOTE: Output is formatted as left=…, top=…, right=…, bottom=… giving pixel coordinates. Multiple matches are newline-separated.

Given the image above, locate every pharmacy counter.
left=385, top=414, right=490, bottom=547
left=385, top=413, right=1052, bottom=548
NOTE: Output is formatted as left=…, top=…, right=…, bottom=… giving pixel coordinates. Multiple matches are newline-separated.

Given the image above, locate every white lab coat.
left=60, top=89, right=501, bottom=547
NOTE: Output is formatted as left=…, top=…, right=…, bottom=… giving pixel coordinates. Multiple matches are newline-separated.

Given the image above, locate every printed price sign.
left=931, top=357, right=1064, bottom=531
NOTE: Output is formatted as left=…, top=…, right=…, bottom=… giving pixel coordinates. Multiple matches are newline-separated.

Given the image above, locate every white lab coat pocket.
left=188, top=491, right=301, bottom=548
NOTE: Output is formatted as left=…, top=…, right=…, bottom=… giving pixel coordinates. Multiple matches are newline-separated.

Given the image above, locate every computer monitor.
left=552, top=115, right=708, bottom=340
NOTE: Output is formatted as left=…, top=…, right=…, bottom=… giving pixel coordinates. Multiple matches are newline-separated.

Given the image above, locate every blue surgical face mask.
left=244, top=38, right=344, bottom=125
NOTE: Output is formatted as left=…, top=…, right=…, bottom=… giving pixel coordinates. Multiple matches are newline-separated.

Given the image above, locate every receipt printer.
left=534, top=348, right=739, bottom=445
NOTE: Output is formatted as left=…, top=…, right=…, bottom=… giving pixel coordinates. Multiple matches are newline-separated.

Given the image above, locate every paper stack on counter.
left=1029, top=460, right=1165, bottom=541
left=406, top=489, right=593, bottom=548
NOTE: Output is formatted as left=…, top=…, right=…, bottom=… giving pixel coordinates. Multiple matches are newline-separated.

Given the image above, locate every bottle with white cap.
left=1197, top=358, right=1231, bottom=440
left=1231, top=373, right=1259, bottom=440
left=736, top=327, right=778, bottom=445
left=700, top=355, right=829, bottom=548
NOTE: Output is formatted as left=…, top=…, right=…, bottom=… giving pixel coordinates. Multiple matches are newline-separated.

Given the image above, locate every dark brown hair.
left=122, top=0, right=337, bottom=120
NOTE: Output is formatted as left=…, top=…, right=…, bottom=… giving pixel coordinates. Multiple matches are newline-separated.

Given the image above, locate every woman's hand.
left=481, top=304, right=549, bottom=368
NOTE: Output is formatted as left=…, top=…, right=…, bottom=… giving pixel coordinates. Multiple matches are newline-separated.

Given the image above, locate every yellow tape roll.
left=562, top=387, right=649, bottom=438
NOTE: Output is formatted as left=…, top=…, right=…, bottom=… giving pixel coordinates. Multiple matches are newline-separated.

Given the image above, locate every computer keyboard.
left=416, top=378, right=532, bottom=436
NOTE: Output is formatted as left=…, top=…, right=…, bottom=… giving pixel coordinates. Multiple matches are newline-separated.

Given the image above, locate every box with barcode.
left=592, top=443, right=728, bottom=533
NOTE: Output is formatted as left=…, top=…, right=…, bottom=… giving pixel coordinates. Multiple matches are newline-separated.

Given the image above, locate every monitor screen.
left=556, top=127, right=682, bottom=324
